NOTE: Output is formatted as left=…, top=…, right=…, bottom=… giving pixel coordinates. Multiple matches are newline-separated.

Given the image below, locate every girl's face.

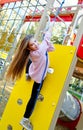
left=28, top=37, right=39, bottom=51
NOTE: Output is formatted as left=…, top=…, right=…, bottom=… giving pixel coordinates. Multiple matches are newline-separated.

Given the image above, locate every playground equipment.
left=71, top=14, right=83, bottom=80
left=77, top=35, right=83, bottom=61
left=57, top=92, right=82, bottom=130
left=0, top=44, right=76, bottom=130
left=0, top=0, right=83, bottom=129
left=68, top=14, right=83, bottom=62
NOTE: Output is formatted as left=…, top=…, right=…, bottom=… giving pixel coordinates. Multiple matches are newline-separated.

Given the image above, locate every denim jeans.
left=24, top=81, right=44, bottom=118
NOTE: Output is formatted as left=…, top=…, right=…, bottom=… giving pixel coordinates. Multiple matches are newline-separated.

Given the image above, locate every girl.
left=6, top=22, right=55, bottom=130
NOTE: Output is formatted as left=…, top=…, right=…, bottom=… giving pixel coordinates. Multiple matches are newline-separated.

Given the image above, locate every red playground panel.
left=0, top=0, right=21, bottom=5
left=77, top=35, right=83, bottom=61
left=24, top=13, right=74, bottom=22
left=78, top=0, right=83, bottom=4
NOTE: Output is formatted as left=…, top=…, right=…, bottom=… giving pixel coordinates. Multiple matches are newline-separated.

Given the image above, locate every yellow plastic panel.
left=0, top=45, right=76, bottom=130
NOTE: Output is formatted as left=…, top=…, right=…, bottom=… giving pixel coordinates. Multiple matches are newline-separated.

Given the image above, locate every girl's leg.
left=24, top=81, right=44, bottom=118
left=26, top=59, right=32, bottom=74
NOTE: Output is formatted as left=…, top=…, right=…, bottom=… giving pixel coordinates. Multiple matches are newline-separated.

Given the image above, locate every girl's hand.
left=49, top=21, right=55, bottom=27
left=46, top=15, right=50, bottom=22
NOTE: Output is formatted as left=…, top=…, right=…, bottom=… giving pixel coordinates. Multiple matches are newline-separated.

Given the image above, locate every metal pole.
left=74, top=17, right=83, bottom=48
left=34, top=0, right=55, bottom=40
left=63, top=6, right=80, bottom=45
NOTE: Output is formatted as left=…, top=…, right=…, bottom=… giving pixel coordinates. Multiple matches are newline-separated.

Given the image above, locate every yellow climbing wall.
left=0, top=45, right=76, bottom=130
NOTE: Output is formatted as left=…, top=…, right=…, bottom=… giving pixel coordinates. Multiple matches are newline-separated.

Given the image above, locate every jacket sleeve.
left=42, top=31, right=55, bottom=52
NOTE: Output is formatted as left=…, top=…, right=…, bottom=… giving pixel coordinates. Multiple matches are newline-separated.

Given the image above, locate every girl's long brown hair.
left=6, top=35, right=33, bottom=81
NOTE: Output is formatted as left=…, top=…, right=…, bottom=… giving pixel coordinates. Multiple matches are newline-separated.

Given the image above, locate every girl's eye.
left=30, top=44, right=33, bottom=46
left=34, top=40, right=36, bottom=42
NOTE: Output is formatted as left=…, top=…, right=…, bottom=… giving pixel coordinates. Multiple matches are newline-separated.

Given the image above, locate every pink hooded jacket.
left=29, top=31, right=55, bottom=83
